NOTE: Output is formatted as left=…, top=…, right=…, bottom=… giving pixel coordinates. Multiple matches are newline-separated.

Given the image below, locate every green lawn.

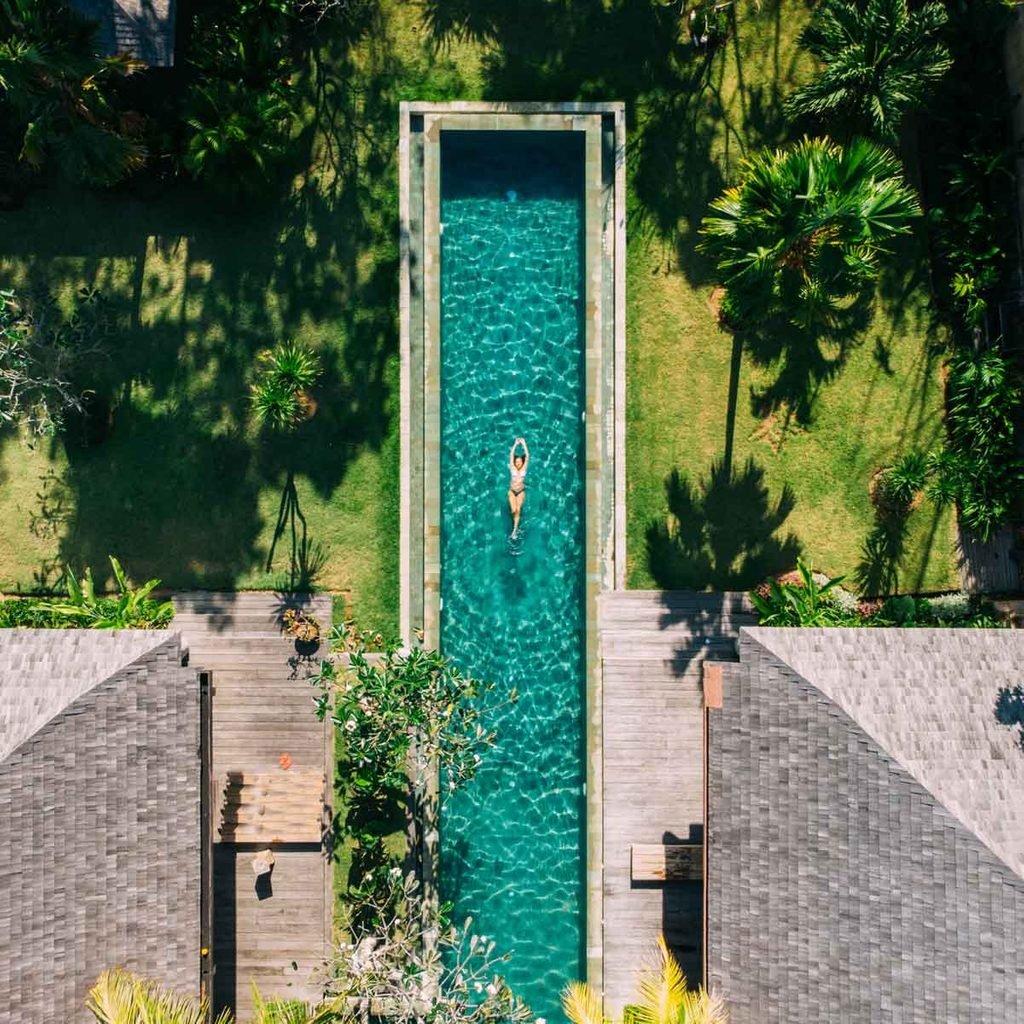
left=0, top=0, right=957, bottom=625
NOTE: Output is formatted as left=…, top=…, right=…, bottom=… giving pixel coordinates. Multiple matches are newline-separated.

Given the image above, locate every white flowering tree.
left=327, top=871, right=534, bottom=1024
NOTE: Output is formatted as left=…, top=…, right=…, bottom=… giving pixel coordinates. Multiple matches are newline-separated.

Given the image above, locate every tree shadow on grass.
left=0, top=8, right=417, bottom=591
left=854, top=513, right=909, bottom=598
left=421, top=0, right=748, bottom=282
left=646, top=455, right=800, bottom=590
left=737, top=292, right=874, bottom=427
left=265, top=467, right=330, bottom=591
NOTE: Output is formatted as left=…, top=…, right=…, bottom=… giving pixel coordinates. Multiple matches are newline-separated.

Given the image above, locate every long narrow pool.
left=439, top=130, right=586, bottom=1020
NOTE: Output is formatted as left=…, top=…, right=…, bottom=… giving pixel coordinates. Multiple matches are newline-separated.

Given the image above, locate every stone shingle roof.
left=69, top=0, right=176, bottom=67
left=707, top=628, right=1024, bottom=1024
left=0, top=630, right=201, bottom=1023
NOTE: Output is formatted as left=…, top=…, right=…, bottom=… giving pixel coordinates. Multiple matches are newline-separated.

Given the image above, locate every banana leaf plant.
left=749, top=558, right=846, bottom=627
left=40, top=556, right=173, bottom=629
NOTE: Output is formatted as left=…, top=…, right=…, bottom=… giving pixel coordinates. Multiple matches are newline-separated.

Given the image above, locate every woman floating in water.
left=508, top=436, right=529, bottom=539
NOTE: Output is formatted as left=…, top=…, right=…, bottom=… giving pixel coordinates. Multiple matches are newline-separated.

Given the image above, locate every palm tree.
left=0, top=0, right=146, bottom=185
left=787, top=0, right=951, bottom=142
left=86, top=968, right=345, bottom=1024
left=699, top=136, right=919, bottom=329
left=562, top=936, right=727, bottom=1024
left=86, top=969, right=231, bottom=1024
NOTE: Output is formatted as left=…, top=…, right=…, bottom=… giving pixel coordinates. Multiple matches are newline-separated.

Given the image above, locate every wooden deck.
left=174, top=592, right=334, bottom=1022
left=599, top=591, right=753, bottom=1014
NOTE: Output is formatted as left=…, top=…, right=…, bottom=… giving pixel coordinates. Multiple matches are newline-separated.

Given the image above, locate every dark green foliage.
left=183, top=0, right=302, bottom=195
left=867, top=353, right=1022, bottom=543
left=0, top=0, right=147, bottom=186
left=0, top=596, right=74, bottom=628
left=700, top=137, right=919, bottom=329
left=787, top=0, right=951, bottom=142
left=921, top=0, right=1016, bottom=343
left=935, top=350, right=1023, bottom=540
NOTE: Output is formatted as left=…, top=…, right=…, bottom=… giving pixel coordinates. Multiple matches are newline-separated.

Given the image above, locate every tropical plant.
left=787, top=0, right=951, bottom=142
left=86, top=967, right=344, bottom=1023
left=250, top=341, right=323, bottom=431
left=86, top=968, right=231, bottom=1024
left=183, top=0, right=300, bottom=195
left=184, top=79, right=295, bottom=196
left=326, top=870, right=532, bottom=1024
left=39, top=556, right=174, bottom=629
left=874, top=352, right=1023, bottom=541
left=919, top=1, right=1015, bottom=343
left=0, top=0, right=146, bottom=185
left=310, top=628, right=515, bottom=798
left=749, top=557, right=846, bottom=626
left=0, top=287, right=109, bottom=436
left=563, top=935, right=726, bottom=1024
left=699, top=137, right=920, bottom=328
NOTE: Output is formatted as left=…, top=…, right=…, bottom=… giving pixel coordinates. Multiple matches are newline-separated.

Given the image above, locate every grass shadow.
left=645, top=455, right=800, bottom=590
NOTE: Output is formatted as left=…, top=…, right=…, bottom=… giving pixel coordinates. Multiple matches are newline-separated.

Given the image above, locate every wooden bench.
left=631, top=843, right=703, bottom=882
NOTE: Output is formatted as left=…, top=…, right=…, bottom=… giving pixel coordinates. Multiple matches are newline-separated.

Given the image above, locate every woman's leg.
left=509, top=489, right=524, bottom=536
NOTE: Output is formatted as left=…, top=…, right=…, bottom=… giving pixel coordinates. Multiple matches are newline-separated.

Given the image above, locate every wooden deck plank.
left=599, top=591, right=748, bottom=1015
left=178, top=593, right=333, bottom=1023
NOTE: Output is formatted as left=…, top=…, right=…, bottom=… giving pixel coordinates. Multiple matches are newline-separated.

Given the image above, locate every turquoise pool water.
left=439, top=130, right=586, bottom=1020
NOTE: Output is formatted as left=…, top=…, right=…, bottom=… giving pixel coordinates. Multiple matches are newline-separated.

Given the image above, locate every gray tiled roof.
left=0, top=630, right=201, bottom=1023
left=0, top=629, right=165, bottom=760
left=708, top=628, right=1024, bottom=1024
left=747, top=627, right=1024, bottom=878
left=69, top=0, right=176, bottom=66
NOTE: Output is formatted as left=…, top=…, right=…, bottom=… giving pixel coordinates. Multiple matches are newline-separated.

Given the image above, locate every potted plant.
left=282, top=607, right=321, bottom=652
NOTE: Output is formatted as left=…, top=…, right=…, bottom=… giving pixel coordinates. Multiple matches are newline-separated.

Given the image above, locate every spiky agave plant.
left=250, top=341, right=323, bottom=431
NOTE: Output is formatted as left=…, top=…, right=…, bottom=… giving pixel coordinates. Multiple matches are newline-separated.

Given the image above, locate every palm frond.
left=562, top=981, right=608, bottom=1024
left=632, top=935, right=688, bottom=1024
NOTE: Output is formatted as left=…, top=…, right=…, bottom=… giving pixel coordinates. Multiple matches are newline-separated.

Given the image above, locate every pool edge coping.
left=398, top=100, right=627, bottom=1005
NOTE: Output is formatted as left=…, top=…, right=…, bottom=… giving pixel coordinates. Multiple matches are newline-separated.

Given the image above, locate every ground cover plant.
left=0, top=0, right=967, bottom=626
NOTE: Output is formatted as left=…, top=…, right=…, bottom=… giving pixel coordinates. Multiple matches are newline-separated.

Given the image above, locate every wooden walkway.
left=599, top=591, right=753, bottom=1014
left=174, top=592, right=334, bottom=1023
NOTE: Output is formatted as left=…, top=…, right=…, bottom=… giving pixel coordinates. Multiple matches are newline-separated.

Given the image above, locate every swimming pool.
left=401, top=101, right=626, bottom=1022
left=439, top=131, right=586, bottom=1019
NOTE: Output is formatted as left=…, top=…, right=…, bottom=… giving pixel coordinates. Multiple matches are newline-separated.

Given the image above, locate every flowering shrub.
left=328, top=870, right=533, bottom=1024
left=751, top=565, right=1002, bottom=628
